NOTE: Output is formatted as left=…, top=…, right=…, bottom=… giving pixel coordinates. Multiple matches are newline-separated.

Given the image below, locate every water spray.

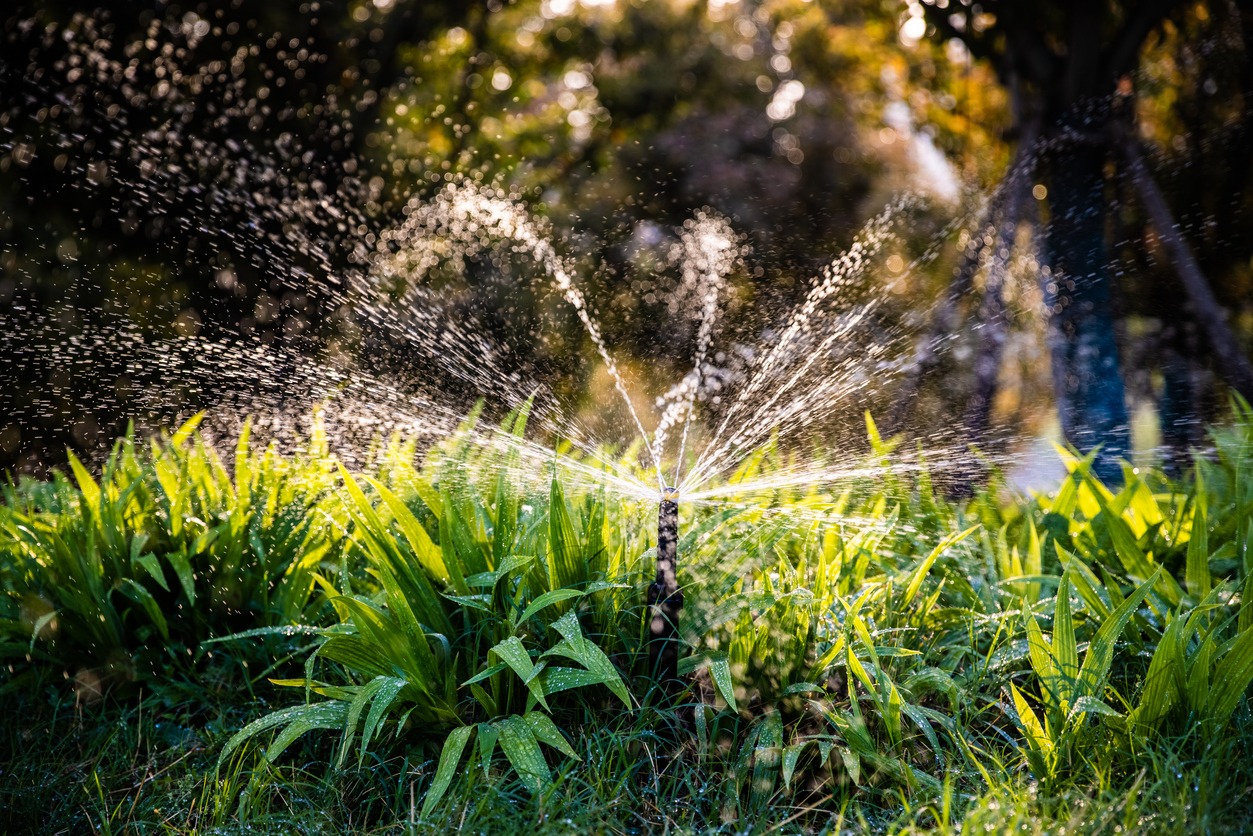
left=648, top=485, right=683, bottom=698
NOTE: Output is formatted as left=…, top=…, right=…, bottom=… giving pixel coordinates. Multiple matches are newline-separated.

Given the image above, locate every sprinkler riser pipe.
left=648, top=490, right=683, bottom=695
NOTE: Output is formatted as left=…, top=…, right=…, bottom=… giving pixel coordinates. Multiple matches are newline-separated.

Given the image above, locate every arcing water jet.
left=648, top=485, right=683, bottom=699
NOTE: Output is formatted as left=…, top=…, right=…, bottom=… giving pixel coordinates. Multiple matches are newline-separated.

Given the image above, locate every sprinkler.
left=648, top=485, right=683, bottom=698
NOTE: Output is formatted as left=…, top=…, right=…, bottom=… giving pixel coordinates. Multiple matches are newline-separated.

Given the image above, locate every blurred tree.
left=5, top=0, right=957, bottom=469
left=5, top=0, right=1246, bottom=478
left=367, top=0, right=1000, bottom=440
left=912, top=0, right=1253, bottom=480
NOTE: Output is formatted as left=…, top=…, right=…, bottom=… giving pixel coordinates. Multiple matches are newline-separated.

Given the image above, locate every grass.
left=1, top=399, right=1252, bottom=833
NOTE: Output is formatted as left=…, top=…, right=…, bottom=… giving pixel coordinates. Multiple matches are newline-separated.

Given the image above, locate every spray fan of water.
left=0, top=8, right=1039, bottom=506
left=0, top=170, right=1006, bottom=510
left=336, top=176, right=1023, bottom=521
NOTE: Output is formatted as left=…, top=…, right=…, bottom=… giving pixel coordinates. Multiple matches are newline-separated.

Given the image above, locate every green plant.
left=1125, top=591, right=1253, bottom=737
left=218, top=413, right=646, bottom=810
left=0, top=415, right=337, bottom=686
left=1010, top=565, right=1160, bottom=780
left=5, top=405, right=1253, bottom=832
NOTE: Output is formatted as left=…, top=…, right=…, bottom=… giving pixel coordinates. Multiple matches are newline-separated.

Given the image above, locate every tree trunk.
left=888, top=120, right=1038, bottom=434
left=887, top=219, right=987, bottom=432
left=1043, top=138, right=1130, bottom=484
left=1120, top=138, right=1253, bottom=402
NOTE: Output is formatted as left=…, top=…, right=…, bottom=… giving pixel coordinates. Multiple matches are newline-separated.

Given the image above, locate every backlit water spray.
left=364, top=181, right=964, bottom=698
left=0, top=8, right=1010, bottom=695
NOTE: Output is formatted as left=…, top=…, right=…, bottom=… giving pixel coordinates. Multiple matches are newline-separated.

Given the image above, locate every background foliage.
left=2, top=1, right=1251, bottom=473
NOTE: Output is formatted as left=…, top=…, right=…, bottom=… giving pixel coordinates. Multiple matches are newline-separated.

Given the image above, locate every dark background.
left=2, top=0, right=1250, bottom=477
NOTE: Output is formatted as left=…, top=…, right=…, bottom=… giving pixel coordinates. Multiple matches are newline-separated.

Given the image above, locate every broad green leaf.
left=851, top=615, right=880, bottom=670
left=709, top=652, right=738, bottom=712
left=1241, top=572, right=1253, bottom=634
left=840, top=747, right=861, bottom=786
left=901, top=702, right=943, bottom=763
left=420, top=725, right=475, bottom=816
left=462, top=663, right=508, bottom=687
left=1057, top=545, right=1111, bottom=620
left=170, top=412, right=205, bottom=448
left=115, top=578, right=168, bottom=641
left=546, top=478, right=582, bottom=591
left=883, top=676, right=905, bottom=745
left=442, top=593, right=492, bottom=612
left=1023, top=610, right=1056, bottom=711
left=497, top=715, right=550, bottom=793
left=539, top=666, right=609, bottom=695
left=750, top=712, right=783, bottom=808
left=233, top=418, right=253, bottom=504
left=28, top=611, right=57, bottom=653
left=311, top=634, right=392, bottom=681
left=165, top=551, right=196, bottom=605
left=218, top=702, right=350, bottom=767
left=1209, top=624, right=1253, bottom=730
left=477, top=723, right=500, bottom=778
left=1053, top=570, right=1078, bottom=710
left=360, top=677, right=408, bottom=755
left=845, top=643, right=877, bottom=698
left=1010, top=682, right=1052, bottom=760
left=904, top=667, right=959, bottom=712
left=364, top=476, right=449, bottom=583
left=490, top=636, right=549, bottom=710
left=514, top=588, right=584, bottom=627
left=806, top=634, right=846, bottom=682
left=340, top=679, right=383, bottom=767
left=202, top=624, right=328, bottom=644
left=66, top=451, right=101, bottom=509
left=470, top=684, right=497, bottom=718
left=1186, top=633, right=1215, bottom=716
left=1025, top=518, right=1043, bottom=579
left=902, top=526, right=976, bottom=608
left=781, top=742, right=807, bottom=791
left=1098, top=497, right=1182, bottom=606
left=1128, top=614, right=1185, bottom=730
left=546, top=611, right=632, bottom=707
left=1186, top=497, right=1210, bottom=599
left=1067, top=694, right=1123, bottom=726
left=523, top=711, right=577, bottom=759
left=133, top=553, right=168, bottom=592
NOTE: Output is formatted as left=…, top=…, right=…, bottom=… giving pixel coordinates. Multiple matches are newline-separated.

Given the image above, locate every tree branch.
left=919, top=6, right=1006, bottom=79
left=1119, top=136, right=1253, bottom=400
left=1104, top=0, right=1192, bottom=79
left=995, top=3, right=1061, bottom=85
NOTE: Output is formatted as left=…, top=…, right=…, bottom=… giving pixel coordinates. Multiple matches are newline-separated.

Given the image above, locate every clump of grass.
left=0, top=414, right=340, bottom=693
left=218, top=407, right=654, bottom=811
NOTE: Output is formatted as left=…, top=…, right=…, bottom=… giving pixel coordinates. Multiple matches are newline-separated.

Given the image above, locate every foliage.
left=2, top=405, right=1253, bottom=831
left=0, top=0, right=1021, bottom=473
left=217, top=409, right=646, bottom=807
left=0, top=414, right=338, bottom=688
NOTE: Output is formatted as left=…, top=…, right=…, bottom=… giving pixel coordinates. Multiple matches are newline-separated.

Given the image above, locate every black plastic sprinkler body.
left=648, top=486, right=683, bottom=699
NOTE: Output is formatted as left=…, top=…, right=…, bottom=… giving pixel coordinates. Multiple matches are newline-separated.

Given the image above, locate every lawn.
left=2, top=402, right=1252, bottom=834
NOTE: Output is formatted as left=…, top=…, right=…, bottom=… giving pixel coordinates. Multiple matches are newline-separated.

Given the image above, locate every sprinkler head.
left=650, top=484, right=683, bottom=701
